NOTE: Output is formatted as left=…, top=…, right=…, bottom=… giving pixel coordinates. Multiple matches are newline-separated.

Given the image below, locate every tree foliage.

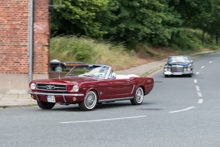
left=100, top=0, right=182, bottom=46
left=51, top=0, right=110, bottom=38
left=207, top=0, right=220, bottom=44
left=51, top=0, right=220, bottom=47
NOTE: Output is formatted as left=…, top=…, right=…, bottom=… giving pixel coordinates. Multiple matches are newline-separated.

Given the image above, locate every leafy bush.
left=50, top=35, right=137, bottom=71
left=169, top=28, right=204, bottom=51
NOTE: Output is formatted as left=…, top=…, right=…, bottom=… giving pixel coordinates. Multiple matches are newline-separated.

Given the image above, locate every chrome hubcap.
left=85, top=91, right=97, bottom=109
left=136, top=88, right=144, bottom=103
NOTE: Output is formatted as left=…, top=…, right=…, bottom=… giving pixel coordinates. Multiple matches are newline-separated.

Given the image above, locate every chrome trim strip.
left=105, top=66, right=112, bottom=79
left=29, top=92, right=84, bottom=97
left=63, top=95, right=67, bottom=103
left=131, top=85, right=135, bottom=94
left=98, top=97, right=133, bottom=103
left=35, top=94, right=40, bottom=101
left=36, top=83, right=67, bottom=86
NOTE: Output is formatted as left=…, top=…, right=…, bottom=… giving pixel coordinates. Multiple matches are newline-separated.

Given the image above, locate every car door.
left=96, top=78, right=134, bottom=100
left=106, top=78, right=134, bottom=99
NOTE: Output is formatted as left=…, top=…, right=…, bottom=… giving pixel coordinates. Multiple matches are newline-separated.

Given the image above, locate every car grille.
left=171, top=66, right=183, bottom=72
left=36, top=84, right=67, bottom=91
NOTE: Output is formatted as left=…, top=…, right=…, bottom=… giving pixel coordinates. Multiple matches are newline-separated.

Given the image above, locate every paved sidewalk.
left=0, top=93, right=36, bottom=107
left=116, top=59, right=166, bottom=76
left=0, top=50, right=219, bottom=108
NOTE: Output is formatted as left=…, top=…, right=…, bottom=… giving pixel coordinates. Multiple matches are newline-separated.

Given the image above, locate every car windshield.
left=168, top=56, right=189, bottom=63
left=67, top=65, right=109, bottom=79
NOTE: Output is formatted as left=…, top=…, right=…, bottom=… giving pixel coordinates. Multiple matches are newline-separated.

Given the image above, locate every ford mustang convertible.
left=29, top=64, right=154, bottom=111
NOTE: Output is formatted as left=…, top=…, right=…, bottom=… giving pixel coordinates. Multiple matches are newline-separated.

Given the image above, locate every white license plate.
left=173, top=72, right=182, bottom=75
left=47, top=95, right=56, bottom=103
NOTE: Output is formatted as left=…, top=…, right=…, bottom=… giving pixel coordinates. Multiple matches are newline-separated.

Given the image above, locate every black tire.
left=130, top=87, right=144, bottom=105
left=79, top=91, right=98, bottom=111
left=188, top=74, right=192, bottom=77
left=37, top=101, right=55, bottom=109
left=55, top=66, right=63, bottom=72
left=164, top=75, right=168, bottom=77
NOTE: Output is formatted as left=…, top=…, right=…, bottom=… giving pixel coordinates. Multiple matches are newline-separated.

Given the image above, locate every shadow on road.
left=40, top=101, right=156, bottom=112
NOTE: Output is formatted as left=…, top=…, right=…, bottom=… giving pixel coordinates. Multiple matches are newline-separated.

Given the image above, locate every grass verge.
left=50, top=36, right=137, bottom=71
left=191, top=51, right=219, bottom=57
left=0, top=106, right=8, bottom=109
left=50, top=29, right=220, bottom=71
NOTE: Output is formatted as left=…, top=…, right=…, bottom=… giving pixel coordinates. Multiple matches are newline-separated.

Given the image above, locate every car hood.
left=32, top=77, right=101, bottom=85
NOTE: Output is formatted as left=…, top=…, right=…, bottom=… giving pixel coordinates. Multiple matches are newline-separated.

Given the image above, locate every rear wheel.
left=79, top=91, right=98, bottom=111
left=37, top=101, right=55, bottom=109
left=131, top=87, right=144, bottom=105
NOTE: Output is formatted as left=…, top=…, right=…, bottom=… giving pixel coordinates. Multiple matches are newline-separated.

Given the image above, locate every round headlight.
left=73, top=85, right=79, bottom=92
left=31, top=83, right=36, bottom=89
left=164, top=67, right=168, bottom=71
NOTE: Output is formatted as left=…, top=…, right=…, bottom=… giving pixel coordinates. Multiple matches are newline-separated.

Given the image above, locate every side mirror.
left=112, top=73, right=116, bottom=79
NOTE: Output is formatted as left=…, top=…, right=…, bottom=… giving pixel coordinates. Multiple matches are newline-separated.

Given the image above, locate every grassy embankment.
left=50, top=28, right=220, bottom=71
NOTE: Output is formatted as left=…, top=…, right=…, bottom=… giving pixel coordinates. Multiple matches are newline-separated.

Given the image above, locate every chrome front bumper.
left=29, top=92, right=84, bottom=103
left=164, top=71, right=193, bottom=75
left=29, top=92, right=84, bottom=97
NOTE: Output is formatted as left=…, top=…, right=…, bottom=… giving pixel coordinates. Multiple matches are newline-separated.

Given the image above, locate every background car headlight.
left=31, top=83, right=36, bottom=89
left=73, top=85, right=79, bottom=92
left=164, top=67, right=170, bottom=72
left=164, top=67, right=167, bottom=71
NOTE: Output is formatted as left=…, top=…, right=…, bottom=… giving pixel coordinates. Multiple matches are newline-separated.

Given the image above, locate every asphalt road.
left=1, top=53, right=220, bottom=147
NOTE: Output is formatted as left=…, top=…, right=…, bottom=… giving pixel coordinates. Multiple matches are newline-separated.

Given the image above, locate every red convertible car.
left=29, top=64, right=154, bottom=111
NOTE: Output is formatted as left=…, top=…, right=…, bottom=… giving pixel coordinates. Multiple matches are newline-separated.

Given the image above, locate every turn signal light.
left=73, top=97, right=77, bottom=101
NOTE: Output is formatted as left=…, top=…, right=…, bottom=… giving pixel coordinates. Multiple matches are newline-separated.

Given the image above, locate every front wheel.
left=79, top=91, right=98, bottom=111
left=37, top=101, right=55, bottom=109
left=130, top=87, right=144, bottom=105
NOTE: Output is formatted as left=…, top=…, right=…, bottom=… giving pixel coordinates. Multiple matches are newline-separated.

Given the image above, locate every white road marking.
left=194, top=79, right=197, bottom=83
left=197, top=92, right=203, bottom=97
left=196, top=72, right=200, bottom=75
left=60, top=115, right=147, bottom=124
left=196, top=86, right=200, bottom=91
left=209, top=61, right=213, bottom=63
left=169, top=106, right=195, bottom=114
left=201, top=66, right=205, bottom=68
left=198, top=99, right=203, bottom=104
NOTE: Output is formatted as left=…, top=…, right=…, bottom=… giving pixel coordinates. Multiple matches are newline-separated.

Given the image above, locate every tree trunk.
left=216, top=33, right=218, bottom=45
left=202, top=28, right=205, bottom=45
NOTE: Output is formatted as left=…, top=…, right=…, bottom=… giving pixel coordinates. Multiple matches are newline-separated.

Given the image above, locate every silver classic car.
left=163, top=56, right=194, bottom=77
